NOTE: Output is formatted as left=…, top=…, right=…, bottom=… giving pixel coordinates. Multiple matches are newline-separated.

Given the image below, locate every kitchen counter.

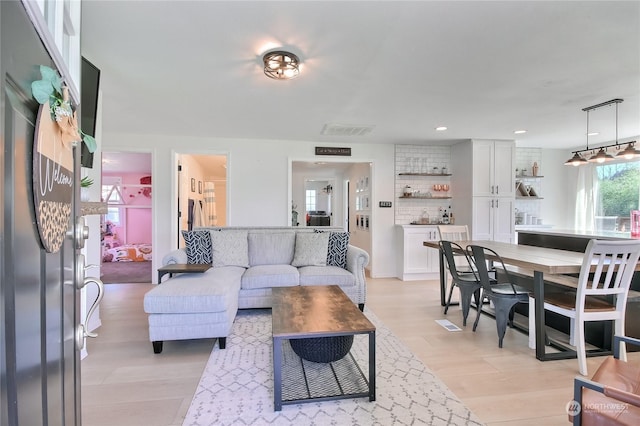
left=516, top=226, right=640, bottom=346
left=517, top=228, right=638, bottom=241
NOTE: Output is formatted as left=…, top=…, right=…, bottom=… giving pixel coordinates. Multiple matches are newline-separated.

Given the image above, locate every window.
left=102, top=176, right=124, bottom=230
left=594, top=160, right=640, bottom=232
left=102, top=176, right=123, bottom=204
left=105, top=207, right=121, bottom=227
left=306, top=189, right=316, bottom=212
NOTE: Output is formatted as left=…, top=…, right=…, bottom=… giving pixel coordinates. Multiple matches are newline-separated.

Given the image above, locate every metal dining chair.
left=467, top=245, right=530, bottom=348
left=542, top=239, right=640, bottom=376
left=439, top=240, right=482, bottom=326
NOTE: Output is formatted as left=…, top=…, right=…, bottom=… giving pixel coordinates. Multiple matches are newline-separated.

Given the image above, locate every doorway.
left=176, top=153, right=227, bottom=246
left=304, top=178, right=335, bottom=226
left=291, top=160, right=372, bottom=261
left=101, top=151, right=153, bottom=283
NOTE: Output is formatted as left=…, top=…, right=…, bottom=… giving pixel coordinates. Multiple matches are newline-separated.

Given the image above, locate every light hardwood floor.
left=81, top=279, right=639, bottom=425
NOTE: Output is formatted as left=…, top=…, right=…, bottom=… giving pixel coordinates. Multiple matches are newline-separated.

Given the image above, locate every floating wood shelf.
left=398, top=173, right=452, bottom=177
left=399, top=196, right=452, bottom=199
left=81, top=202, right=108, bottom=216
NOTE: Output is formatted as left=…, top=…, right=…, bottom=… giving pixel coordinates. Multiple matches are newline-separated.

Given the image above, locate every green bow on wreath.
left=31, top=65, right=97, bottom=153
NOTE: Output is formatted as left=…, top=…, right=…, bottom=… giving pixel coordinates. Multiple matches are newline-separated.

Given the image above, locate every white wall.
left=101, top=128, right=605, bottom=281
left=540, top=149, right=572, bottom=229
left=103, top=134, right=397, bottom=279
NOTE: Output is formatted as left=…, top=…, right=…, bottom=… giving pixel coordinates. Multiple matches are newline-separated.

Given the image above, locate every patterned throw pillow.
left=181, top=230, right=212, bottom=264
left=315, top=230, right=350, bottom=269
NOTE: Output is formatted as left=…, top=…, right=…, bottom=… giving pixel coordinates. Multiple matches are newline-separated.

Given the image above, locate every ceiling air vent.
left=321, top=123, right=375, bottom=136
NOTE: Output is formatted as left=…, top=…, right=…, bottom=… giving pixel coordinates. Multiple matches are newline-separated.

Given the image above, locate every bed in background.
left=103, top=243, right=152, bottom=262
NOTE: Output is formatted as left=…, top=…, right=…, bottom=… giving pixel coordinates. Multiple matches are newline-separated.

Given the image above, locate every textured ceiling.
left=81, top=1, right=640, bottom=151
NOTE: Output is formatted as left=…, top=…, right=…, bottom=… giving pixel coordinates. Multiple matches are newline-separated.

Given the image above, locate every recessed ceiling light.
left=435, top=126, right=447, bottom=131
left=514, top=130, right=527, bottom=134
left=588, top=132, right=600, bottom=136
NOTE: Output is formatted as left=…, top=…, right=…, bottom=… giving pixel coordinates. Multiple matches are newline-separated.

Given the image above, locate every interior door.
left=1, top=2, right=81, bottom=424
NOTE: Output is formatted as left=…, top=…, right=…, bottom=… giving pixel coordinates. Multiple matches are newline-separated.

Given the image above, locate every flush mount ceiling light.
left=435, top=126, right=448, bottom=131
left=564, top=98, right=625, bottom=166
left=263, top=50, right=300, bottom=80
left=514, top=130, right=527, bottom=134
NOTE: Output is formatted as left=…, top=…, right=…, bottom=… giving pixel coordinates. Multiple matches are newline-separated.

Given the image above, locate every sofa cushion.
left=248, top=231, right=295, bottom=266
left=315, top=230, right=349, bottom=269
left=298, top=265, right=356, bottom=287
left=143, top=266, right=244, bottom=314
left=291, top=232, right=330, bottom=267
left=181, top=230, right=212, bottom=264
left=210, top=230, right=249, bottom=268
left=241, top=265, right=299, bottom=290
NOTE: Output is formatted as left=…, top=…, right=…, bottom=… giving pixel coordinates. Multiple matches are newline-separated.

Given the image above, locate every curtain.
left=574, top=163, right=598, bottom=231
left=203, top=181, right=217, bottom=226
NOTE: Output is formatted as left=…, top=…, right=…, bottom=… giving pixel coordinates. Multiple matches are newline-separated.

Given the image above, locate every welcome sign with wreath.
left=31, top=66, right=96, bottom=253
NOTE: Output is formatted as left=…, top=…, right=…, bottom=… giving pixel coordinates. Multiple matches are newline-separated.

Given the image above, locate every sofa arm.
left=162, top=249, right=188, bottom=266
left=346, top=244, right=370, bottom=304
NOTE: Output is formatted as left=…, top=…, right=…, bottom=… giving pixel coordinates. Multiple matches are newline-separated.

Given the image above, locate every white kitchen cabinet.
left=472, top=140, right=515, bottom=197
left=472, top=197, right=515, bottom=243
left=396, top=225, right=440, bottom=280
left=451, top=139, right=516, bottom=242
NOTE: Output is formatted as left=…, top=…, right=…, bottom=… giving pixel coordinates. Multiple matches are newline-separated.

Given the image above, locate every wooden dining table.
left=423, top=239, right=620, bottom=361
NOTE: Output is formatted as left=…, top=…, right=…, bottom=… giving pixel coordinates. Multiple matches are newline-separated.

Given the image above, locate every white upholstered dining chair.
left=437, top=225, right=472, bottom=274
left=437, top=225, right=470, bottom=242
left=542, top=239, right=640, bottom=376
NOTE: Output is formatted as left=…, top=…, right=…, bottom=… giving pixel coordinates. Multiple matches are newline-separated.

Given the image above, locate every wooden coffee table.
left=271, top=285, right=376, bottom=411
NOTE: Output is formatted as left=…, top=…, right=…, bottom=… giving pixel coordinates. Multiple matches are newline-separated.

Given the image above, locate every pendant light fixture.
left=616, top=141, right=640, bottom=159
left=564, top=99, right=626, bottom=166
left=588, top=147, right=615, bottom=163
left=564, top=108, right=590, bottom=166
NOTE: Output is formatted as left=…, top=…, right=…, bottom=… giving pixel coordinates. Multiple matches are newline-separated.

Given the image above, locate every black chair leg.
left=508, top=306, right=515, bottom=328
left=472, top=290, right=485, bottom=331
left=459, top=285, right=477, bottom=326
left=444, top=282, right=456, bottom=315
left=492, top=299, right=522, bottom=348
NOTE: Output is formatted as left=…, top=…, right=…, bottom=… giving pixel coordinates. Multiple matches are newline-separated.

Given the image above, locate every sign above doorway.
left=315, top=147, right=351, bottom=156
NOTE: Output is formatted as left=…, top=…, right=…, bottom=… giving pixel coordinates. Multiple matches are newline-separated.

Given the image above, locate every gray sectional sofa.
left=143, top=227, right=369, bottom=353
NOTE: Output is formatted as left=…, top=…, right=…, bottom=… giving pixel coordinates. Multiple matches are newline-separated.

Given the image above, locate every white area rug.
left=183, top=309, right=484, bottom=426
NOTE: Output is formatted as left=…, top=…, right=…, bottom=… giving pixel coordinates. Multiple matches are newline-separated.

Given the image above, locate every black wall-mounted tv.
left=80, top=57, right=100, bottom=168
